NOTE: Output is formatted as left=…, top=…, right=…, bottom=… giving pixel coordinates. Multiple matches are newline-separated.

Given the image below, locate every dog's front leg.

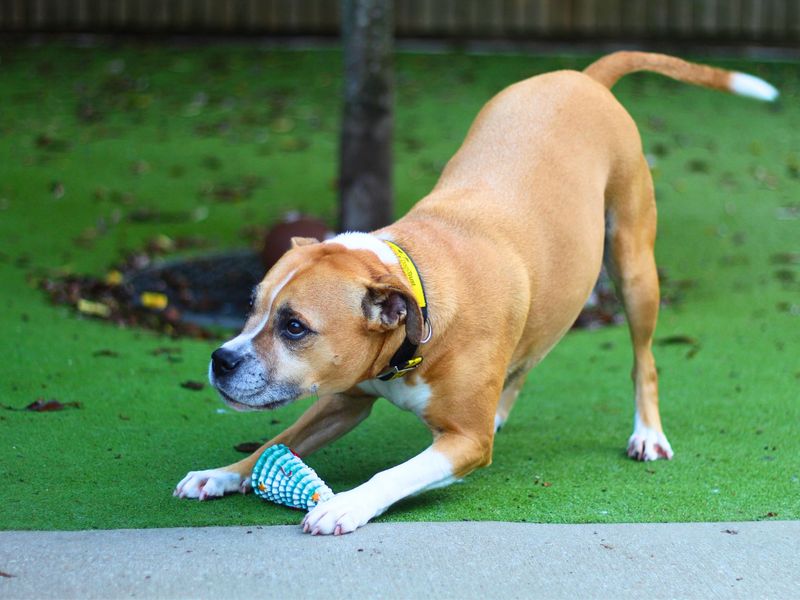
left=302, top=432, right=491, bottom=535
left=174, top=392, right=376, bottom=500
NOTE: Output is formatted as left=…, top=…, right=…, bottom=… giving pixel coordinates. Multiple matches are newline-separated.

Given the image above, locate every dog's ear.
left=291, top=236, right=319, bottom=248
left=362, top=275, right=424, bottom=344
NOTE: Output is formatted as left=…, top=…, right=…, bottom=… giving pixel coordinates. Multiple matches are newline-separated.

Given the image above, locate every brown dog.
left=175, top=52, right=777, bottom=535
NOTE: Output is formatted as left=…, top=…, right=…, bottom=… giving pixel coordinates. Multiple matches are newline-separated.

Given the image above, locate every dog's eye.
left=248, top=288, right=257, bottom=310
left=284, top=318, right=308, bottom=340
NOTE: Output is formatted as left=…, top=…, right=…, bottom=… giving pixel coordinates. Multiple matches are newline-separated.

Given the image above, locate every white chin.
left=218, top=388, right=297, bottom=411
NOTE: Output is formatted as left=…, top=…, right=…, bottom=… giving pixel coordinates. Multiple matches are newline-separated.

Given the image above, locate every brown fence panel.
left=0, top=0, right=798, bottom=43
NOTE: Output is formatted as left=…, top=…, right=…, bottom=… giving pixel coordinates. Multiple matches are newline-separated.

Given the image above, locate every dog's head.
left=209, top=234, right=423, bottom=410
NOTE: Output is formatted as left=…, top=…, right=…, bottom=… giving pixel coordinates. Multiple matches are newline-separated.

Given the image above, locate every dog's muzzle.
left=208, top=346, right=302, bottom=410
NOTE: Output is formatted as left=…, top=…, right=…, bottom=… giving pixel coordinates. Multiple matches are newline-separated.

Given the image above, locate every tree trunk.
left=339, top=0, right=394, bottom=233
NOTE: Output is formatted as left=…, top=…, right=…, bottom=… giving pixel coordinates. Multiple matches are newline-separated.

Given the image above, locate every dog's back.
left=401, top=53, right=779, bottom=370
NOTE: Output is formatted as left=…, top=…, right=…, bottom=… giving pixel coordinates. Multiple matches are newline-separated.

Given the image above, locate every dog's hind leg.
left=495, top=367, right=528, bottom=432
left=605, top=157, right=673, bottom=461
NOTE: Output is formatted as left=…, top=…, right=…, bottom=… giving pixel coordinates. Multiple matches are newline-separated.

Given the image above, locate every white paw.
left=627, top=425, right=674, bottom=461
left=301, top=488, right=380, bottom=536
left=173, top=468, right=250, bottom=500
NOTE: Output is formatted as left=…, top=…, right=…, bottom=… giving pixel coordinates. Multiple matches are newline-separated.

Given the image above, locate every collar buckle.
left=377, top=357, right=423, bottom=381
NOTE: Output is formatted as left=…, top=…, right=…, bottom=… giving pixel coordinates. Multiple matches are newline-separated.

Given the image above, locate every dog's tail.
left=584, top=51, right=778, bottom=102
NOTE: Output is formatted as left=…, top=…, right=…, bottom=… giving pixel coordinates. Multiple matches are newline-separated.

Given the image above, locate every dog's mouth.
left=216, top=387, right=297, bottom=412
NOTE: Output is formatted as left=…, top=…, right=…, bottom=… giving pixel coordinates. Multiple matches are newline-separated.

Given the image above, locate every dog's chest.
left=357, top=378, right=431, bottom=419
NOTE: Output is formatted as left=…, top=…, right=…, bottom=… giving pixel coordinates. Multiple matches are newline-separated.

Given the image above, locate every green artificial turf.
left=0, top=44, right=798, bottom=531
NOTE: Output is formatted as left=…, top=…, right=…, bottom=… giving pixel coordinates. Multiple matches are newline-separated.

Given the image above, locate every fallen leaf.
left=278, top=137, right=310, bottom=152
left=36, top=134, right=70, bottom=152
left=151, top=347, right=182, bottom=356
left=686, top=158, right=710, bottom=173
left=25, top=399, right=81, bottom=412
left=77, top=298, right=111, bottom=318
left=0, top=571, right=15, bottom=578
left=140, top=291, right=168, bottom=310
left=76, top=99, right=102, bottom=123
left=50, top=181, right=65, bottom=199
left=650, top=141, right=670, bottom=157
left=131, top=159, right=151, bottom=175
left=145, top=234, right=176, bottom=254
left=201, top=155, right=222, bottom=170
left=722, top=529, right=738, bottom=535
left=771, top=252, right=800, bottom=265
left=270, top=117, right=295, bottom=133
left=180, top=380, right=205, bottom=391
left=234, top=442, right=262, bottom=453
left=127, top=207, right=194, bottom=224
left=105, top=270, right=123, bottom=285
left=657, top=335, right=698, bottom=346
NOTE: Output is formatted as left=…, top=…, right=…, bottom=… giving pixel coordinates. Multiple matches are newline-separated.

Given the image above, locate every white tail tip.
left=730, top=72, right=779, bottom=102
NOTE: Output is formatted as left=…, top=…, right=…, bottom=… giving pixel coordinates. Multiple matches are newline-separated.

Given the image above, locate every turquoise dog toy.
left=251, top=444, right=334, bottom=511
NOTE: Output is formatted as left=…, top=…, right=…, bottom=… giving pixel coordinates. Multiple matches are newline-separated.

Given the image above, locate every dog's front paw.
left=173, top=468, right=250, bottom=500
left=627, top=425, right=674, bottom=461
left=301, top=488, right=380, bottom=536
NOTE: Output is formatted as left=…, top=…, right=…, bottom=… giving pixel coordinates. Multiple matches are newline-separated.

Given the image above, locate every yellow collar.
left=377, top=240, right=430, bottom=381
left=384, top=240, right=427, bottom=310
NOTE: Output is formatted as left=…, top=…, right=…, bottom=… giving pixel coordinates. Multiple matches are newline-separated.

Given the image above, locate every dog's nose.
left=211, top=347, right=242, bottom=377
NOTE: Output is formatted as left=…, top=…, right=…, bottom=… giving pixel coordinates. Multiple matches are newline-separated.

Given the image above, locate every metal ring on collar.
left=420, top=320, right=433, bottom=344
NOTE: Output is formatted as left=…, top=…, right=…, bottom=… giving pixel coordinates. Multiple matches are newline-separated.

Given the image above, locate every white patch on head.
left=357, top=377, right=431, bottom=419
left=301, top=446, right=455, bottom=535
left=222, top=268, right=297, bottom=353
left=325, top=232, right=399, bottom=266
left=627, top=412, right=674, bottom=461
left=730, top=72, right=779, bottom=102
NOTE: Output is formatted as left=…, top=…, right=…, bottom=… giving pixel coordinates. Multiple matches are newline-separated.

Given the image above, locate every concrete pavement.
left=1, top=521, right=798, bottom=599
